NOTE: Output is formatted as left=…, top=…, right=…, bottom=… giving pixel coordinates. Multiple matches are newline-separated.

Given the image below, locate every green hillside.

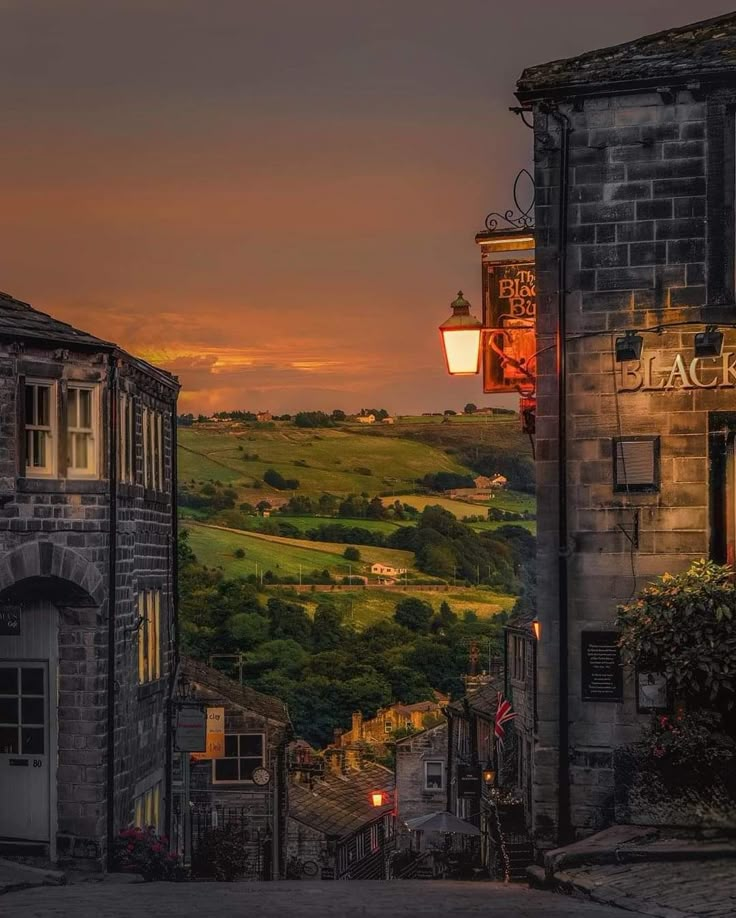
left=179, top=424, right=471, bottom=501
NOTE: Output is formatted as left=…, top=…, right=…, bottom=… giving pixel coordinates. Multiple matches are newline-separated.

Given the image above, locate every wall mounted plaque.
left=0, top=604, right=21, bottom=636
left=581, top=631, right=623, bottom=703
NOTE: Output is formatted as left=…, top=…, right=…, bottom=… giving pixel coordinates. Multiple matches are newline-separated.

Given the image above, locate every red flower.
left=127, top=843, right=135, bottom=852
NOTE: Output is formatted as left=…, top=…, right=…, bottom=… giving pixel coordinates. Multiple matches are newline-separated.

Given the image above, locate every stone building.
left=513, top=12, right=736, bottom=847
left=0, top=292, right=178, bottom=865
left=177, top=657, right=291, bottom=880
left=394, top=721, right=448, bottom=841
left=287, top=759, right=395, bottom=879
left=335, top=700, right=445, bottom=751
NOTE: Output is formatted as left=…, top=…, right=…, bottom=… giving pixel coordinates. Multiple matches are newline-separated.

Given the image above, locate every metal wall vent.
left=612, top=437, right=660, bottom=492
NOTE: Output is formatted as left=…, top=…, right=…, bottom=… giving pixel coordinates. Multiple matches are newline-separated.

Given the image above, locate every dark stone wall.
left=0, top=342, right=177, bottom=865
left=530, top=87, right=732, bottom=846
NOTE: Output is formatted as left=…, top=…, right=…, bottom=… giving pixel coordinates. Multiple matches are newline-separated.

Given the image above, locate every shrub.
left=343, top=546, right=361, bottom=561
left=617, top=560, right=736, bottom=726
left=191, top=824, right=249, bottom=881
left=644, top=710, right=735, bottom=767
left=111, top=827, right=180, bottom=881
left=234, top=548, right=245, bottom=559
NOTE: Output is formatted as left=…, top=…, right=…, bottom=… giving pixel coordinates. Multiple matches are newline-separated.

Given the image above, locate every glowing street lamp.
left=439, top=291, right=483, bottom=376
left=371, top=790, right=388, bottom=808
left=531, top=618, right=542, bottom=641
left=482, top=761, right=496, bottom=785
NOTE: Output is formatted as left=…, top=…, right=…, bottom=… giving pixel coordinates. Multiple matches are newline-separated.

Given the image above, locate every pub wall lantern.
left=614, top=331, right=643, bottom=363
left=531, top=618, right=541, bottom=641
left=371, top=790, right=390, bottom=808
left=482, top=761, right=496, bottom=785
left=694, top=326, right=724, bottom=358
left=439, top=291, right=483, bottom=376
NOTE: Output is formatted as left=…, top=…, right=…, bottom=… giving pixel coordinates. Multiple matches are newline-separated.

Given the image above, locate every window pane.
left=224, top=734, right=238, bottom=757
left=37, top=385, right=50, bottom=426
left=32, top=430, right=46, bottom=468
left=0, top=698, right=18, bottom=724
left=21, top=727, right=44, bottom=755
left=214, top=758, right=239, bottom=781
left=21, top=669, right=43, bottom=695
left=240, top=757, right=261, bottom=781
left=75, top=432, right=89, bottom=470
left=0, top=668, right=17, bottom=695
left=0, top=726, right=18, bottom=754
left=25, top=386, right=34, bottom=424
left=239, top=735, right=263, bottom=757
left=79, top=389, right=92, bottom=428
left=21, top=697, right=44, bottom=725
left=68, top=387, right=78, bottom=426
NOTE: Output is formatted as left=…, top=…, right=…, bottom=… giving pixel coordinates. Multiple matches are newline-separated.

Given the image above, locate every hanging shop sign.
left=457, top=764, right=482, bottom=798
left=620, top=352, right=736, bottom=392
left=581, top=631, right=623, bottom=703
left=0, top=604, right=21, bottom=636
left=174, top=704, right=207, bottom=753
left=190, top=706, right=225, bottom=761
left=482, top=261, right=536, bottom=394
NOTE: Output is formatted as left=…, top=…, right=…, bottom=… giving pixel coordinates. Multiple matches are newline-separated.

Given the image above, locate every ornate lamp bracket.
left=484, top=168, right=536, bottom=233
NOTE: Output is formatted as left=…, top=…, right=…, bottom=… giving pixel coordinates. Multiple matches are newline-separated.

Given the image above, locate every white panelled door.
left=0, top=662, right=50, bottom=841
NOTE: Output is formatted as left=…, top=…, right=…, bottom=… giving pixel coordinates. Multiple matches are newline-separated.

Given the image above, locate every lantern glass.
left=531, top=618, right=541, bottom=641
left=371, top=791, right=384, bottom=808
left=440, top=326, right=482, bottom=375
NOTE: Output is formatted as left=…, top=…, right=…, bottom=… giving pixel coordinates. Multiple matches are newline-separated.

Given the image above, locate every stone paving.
left=1, top=878, right=639, bottom=917
left=558, top=859, right=736, bottom=917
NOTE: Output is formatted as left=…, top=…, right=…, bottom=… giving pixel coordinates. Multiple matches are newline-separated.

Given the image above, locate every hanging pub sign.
left=0, top=604, right=21, bottom=636
left=457, top=764, right=481, bottom=798
left=581, top=631, right=623, bottom=703
left=475, top=228, right=537, bottom=392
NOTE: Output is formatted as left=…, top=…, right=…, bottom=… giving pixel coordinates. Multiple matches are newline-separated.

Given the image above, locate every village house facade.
left=287, top=759, right=395, bottom=880
left=335, top=701, right=445, bottom=751
left=512, top=12, right=736, bottom=848
left=176, top=658, right=291, bottom=879
left=0, top=292, right=178, bottom=866
left=394, top=721, right=448, bottom=842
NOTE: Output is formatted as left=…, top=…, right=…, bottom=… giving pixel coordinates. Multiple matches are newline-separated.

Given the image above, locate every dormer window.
left=24, top=381, right=56, bottom=477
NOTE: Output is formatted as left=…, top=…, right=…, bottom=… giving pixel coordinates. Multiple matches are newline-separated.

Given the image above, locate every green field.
left=179, top=425, right=470, bottom=500
left=185, top=522, right=416, bottom=579
left=392, top=491, right=534, bottom=516
left=254, top=515, right=408, bottom=535
left=296, top=586, right=515, bottom=628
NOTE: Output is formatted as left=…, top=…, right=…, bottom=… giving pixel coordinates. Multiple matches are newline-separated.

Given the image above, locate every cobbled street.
left=0, top=879, right=639, bottom=918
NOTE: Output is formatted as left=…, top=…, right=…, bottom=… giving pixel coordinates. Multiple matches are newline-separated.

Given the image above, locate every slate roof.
left=518, top=12, right=736, bottom=99
left=181, top=656, right=290, bottom=726
left=289, top=762, right=394, bottom=839
left=447, top=682, right=501, bottom=720
left=0, top=290, right=178, bottom=387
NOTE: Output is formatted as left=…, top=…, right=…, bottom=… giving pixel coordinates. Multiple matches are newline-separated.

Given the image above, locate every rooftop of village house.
left=447, top=681, right=502, bottom=719
left=182, top=656, right=291, bottom=725
left=517, top=12, right=736, bottom=98
left=0, top=290, right=178, bottom=386
left=288, top=761, right=394, bottom=839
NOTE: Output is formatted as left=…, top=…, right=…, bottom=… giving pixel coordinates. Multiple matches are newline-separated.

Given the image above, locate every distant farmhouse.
left=370, top=562, right=408, bottom=580
left=256, top=410, right=272, bottom=423
left=355, top=414, right=375, bottom=424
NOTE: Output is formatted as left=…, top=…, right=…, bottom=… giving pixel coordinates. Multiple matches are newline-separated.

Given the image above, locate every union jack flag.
left=494, top=692, right=517, bottom=747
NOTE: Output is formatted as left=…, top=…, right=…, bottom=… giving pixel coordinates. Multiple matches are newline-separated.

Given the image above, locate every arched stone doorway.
left=0, top=544, right=105, bottom=861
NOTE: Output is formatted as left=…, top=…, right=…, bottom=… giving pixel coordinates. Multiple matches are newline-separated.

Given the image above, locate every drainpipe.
left=547, top=106, right=573, bottom=846
left=106, top=356, right=119, bottom=869
left=165, top=402, right=179, bottom=842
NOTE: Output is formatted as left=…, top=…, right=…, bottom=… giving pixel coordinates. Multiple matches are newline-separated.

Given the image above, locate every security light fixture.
left=614, top=331, right=643, bottom=363
left=439, top=291, right=483, bottom=375
left=694, top=326, right=724, bottom=358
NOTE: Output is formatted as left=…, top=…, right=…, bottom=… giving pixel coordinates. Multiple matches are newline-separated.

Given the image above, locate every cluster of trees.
left=263, top=469, right=300, bottom=490
left=178, top=482, right=238, bottom=512
left=420, top=471, right=476, bottom=492
left=178, top=531, right=504, bottom=745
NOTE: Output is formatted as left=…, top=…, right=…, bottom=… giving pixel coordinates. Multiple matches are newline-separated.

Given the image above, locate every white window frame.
left=66, top=383, right=99, bottom=479
left=212, top=733, right=265, bottom=785
left=424, top=760, right=444, bottom=792
left=24, top=379, right=57, bottom=478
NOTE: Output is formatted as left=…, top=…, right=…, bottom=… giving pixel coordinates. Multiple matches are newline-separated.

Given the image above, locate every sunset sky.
left=1, top=1, right=731, bottom=414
